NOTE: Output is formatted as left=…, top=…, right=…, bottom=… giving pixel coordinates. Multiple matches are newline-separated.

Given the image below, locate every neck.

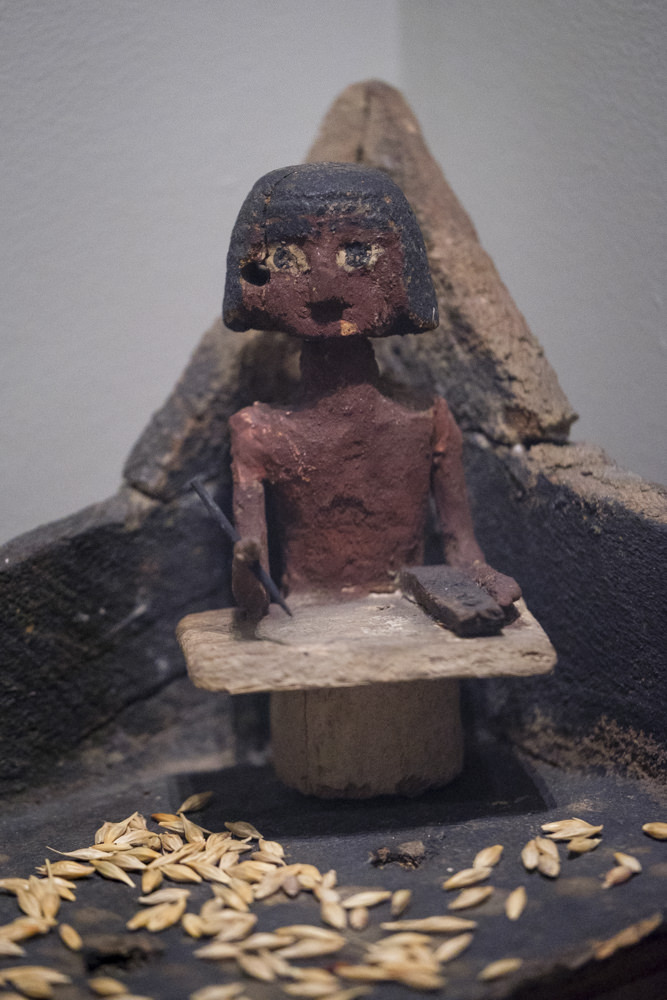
left=299, top=337, right=379, bottom=400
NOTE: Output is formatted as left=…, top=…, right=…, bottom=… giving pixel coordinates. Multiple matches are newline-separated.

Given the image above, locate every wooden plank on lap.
left=177, top=594, right=555, bottom=695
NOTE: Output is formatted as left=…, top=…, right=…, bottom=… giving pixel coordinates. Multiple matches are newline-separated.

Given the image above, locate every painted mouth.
left=309, top=298, right=349, bottom=324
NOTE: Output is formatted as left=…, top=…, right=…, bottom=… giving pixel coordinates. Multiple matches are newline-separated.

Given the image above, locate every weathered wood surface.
left=3, top=729, right=666, bottom=1000
left=177, top=596, right=555, bottom=694
left=463, top=438, right=667, bottom=766
left=271, top=678, right=463, bottom=798
left=0, top=487, right=230, bottom=793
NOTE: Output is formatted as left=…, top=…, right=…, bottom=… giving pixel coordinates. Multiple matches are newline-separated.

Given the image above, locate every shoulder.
left=229, top=402, right=276, bottom=435
left=229, top=403, right=290, bottom=469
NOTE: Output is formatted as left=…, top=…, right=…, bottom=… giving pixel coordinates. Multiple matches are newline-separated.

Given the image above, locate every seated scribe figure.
left=222, top=163, right=519, bottom=617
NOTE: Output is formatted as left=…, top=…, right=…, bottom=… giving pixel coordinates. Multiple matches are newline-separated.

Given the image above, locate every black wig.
left=223, top=162, right=438, bottom=337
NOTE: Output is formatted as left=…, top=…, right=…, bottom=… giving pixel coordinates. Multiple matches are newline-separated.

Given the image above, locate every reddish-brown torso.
left=230, top=383, right=435, bottom=597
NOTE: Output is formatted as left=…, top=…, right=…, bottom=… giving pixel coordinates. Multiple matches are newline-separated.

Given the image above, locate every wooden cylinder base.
left=270, top=678, right=463, bottom=798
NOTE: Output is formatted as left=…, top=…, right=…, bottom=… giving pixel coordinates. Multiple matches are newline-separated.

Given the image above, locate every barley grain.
left=642, top=822, right=667, bottom=840
left=348, top=907, right=369, bottom=931
left=181, top=913, right=204, bottom=938
left=289, top=968, right=340, bottom=985
left=253, top=867, right=294, bottom=900
left=505, top=885, right=527, bottom=920
left=320, top=899, right=347, bottom=930
left=375, top=933, right=432, bottom=948
left=594, top=912, right=662, bottom=960
left=48, top=847, right=109, bottom=861
left=225, top=821, right=262, bottom=840
left=194, top=941, right=242, bottom=960
left=232, top=860, right=276, bottom=883
left=342, top=890, right=391, bottom=909
left=314, top=990, right=371, bottom=1000
left=535, top=839, right=560, bottom=878
left=260, top=949, right=294, bottom=978
left=151, top=813, right=182, bottom=825
left=536, top=854, right=560, bottom=878
left=177, top=792, right=213, bottom=814
left=58, top=923, right=82, bottom=950
left=0, top=938, right=25, bottom=956
left=613, top=852, right=642, bottom=874
left=473, top=844, right=503, bottom=869
left=160, top=863, right=202, bottom=884
left=283, top=982, right=342, bottom=998
left=239, top=932, right=295, bottom=951
left=381, top=916, right=476, bottom=933
left=188, top=983, right=245, bottom=1000
left=478, top=957, right=523, bottom=980
left=0, top=916, right=53, bottom=941
left=228, top=879, right=255, bottom=906
left=568, top=837, right=601, bottom=854
left=521, top=840, right=539, bottom=871
left=186, top=860, right=232, bottom=885
left=212, top=885, right=250, bottom=911
left=277, top=937, right=346, bottom=960
left=602, top=865, right=634, bottom=888
left=0, top=878, right=30, bottom=894
left=180, top=814, right=207, bottom=845
left=189, top=985, right=245, bottom=1000
left=535, top=837, right=559, bottom=861
left=91, top=861, right=136, bottom=888
left=16, top=886, right=43, bottom=920
left=3, top=972, right=53, bottom=998
left=208, top=912, right=257, bottom=941
left=236, top=949, right=276, bottom=981
left=448, top=885, right=493, bottom=910
left=442, top=867, right=491, bottom=890
left=109, top=854, right=146, bottom=873
left=314, top=885, right=340, bottom=904
left=251, top=850, right=284, bottom=866
left=380, top=963, right=446, bottom=991
left=334, top=965, right=389, bottom=983
left=160, top=833, right=184, bottom=853
left=88, top=976, right=127, bottom=995
left=541, top=819, right=603, bottom=840
left=433, top=932, right=474, bottom=963
left=390, top=889, right=411, bottom=916
left=137, top=887, right=190, bottom=906
left=276, top=924, right=344, bottom=941
left=282, top=875, right=301, bottom=898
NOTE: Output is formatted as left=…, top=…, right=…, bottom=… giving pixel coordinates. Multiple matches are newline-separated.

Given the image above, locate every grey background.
left=1, top=0, right=665, bottom=544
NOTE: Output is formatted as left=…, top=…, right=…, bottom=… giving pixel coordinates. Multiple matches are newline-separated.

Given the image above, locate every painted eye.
left=273, top=246, right=295, bottom=269
left=266, top=243, right=308, bottom=273
left=344, top=243, right=372, bottom=268
left=336, top=242, right=382, bottom=272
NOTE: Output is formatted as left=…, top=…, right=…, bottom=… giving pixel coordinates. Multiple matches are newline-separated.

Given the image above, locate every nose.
left=308, top=254, right=344, bottom=303
left=307, top=260, right=350, bottom=325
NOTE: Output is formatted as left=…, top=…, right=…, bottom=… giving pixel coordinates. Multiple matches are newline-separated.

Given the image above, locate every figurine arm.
left=431, top=397, right=521, bottom=608
left=229, top=407, right=271, bottom=618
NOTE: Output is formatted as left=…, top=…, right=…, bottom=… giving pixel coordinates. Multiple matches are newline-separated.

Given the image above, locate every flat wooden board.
left=177, top=594, right=556, bottom=694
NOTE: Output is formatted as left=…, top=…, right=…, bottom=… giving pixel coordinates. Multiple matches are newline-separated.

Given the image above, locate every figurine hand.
left=232, top=538, right=270, bottom=620
left=466, top=560, right=522, bottom=610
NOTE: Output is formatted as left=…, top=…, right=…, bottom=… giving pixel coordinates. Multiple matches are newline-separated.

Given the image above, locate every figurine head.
left=223, top=163, right=438, bottom=340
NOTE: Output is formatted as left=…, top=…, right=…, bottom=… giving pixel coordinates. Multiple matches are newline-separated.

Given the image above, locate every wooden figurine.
left=178, top=163, right=555, bottom=797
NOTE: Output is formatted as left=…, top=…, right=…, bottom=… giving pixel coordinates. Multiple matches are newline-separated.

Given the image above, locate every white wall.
left=401, top=0, right=667, bottom=486
left=0, top=0, right=401, bottom=543
left=1, top=0, right=665, bottom=544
